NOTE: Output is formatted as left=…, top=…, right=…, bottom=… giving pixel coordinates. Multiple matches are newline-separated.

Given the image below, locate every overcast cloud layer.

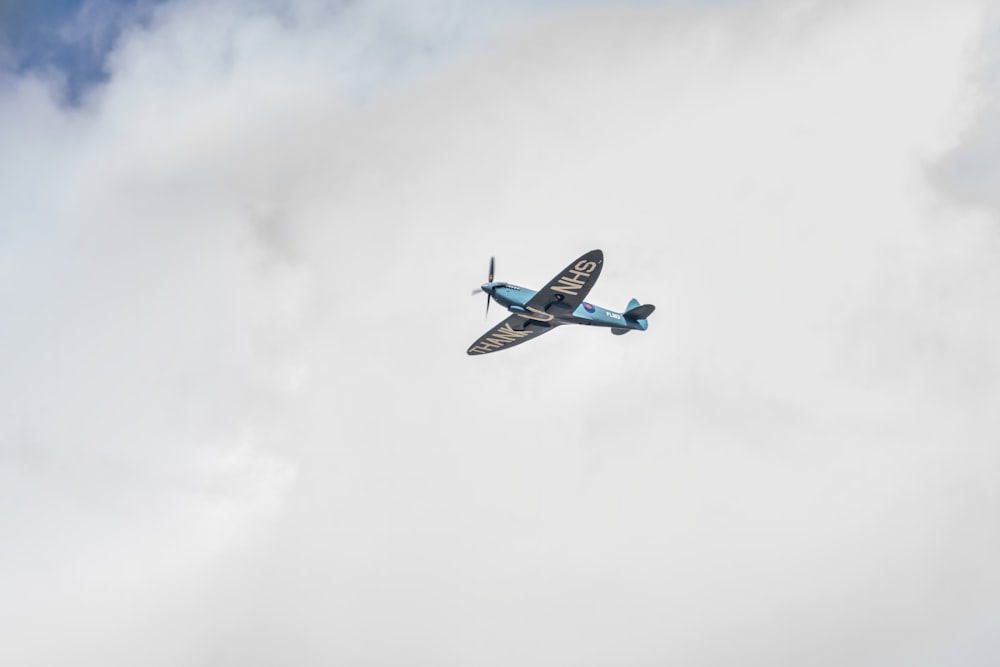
left=3, top=1, right=1000, bottom=665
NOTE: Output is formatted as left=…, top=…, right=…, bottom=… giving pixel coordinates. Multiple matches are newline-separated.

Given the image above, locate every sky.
left=2, top=0, right=1000, bottom=665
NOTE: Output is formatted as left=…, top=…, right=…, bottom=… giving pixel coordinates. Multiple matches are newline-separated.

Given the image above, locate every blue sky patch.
left=0, top=0, right=164, bottom=104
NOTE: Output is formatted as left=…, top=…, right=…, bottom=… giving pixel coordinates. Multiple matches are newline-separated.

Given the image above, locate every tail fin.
left=623, top=298, right=655, bottom=332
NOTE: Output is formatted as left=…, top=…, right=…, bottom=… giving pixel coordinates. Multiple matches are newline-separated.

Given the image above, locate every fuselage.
left=481, top=282, right=642, bottom=330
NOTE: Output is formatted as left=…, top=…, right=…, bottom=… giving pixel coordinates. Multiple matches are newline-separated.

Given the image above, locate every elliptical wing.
left=467, top=315, right=555, bottom=356
left=522, top=249, right=603, bottom=319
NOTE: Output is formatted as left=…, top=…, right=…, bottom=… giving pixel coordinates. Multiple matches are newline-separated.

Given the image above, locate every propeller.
left=471, top=256, right=496, bottom=318
left=485, top=256, right=494, bottom=318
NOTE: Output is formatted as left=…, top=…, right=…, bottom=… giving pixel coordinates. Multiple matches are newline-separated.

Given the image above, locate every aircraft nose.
left=481, top=283, right=492, bottom=293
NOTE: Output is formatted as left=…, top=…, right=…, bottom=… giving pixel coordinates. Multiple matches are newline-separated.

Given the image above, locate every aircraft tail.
left=618, top=298, right=655, bottom=333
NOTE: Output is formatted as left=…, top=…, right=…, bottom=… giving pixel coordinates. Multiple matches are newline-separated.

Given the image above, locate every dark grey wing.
left=523, top=249, right=603, bottom=318
left=467, top=315, right=556, bottom=356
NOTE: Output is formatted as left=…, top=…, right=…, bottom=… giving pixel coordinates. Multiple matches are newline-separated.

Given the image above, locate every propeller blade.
left=474, top=255, right=495, bottom=318
left=471, top=288, right=482, bottom=296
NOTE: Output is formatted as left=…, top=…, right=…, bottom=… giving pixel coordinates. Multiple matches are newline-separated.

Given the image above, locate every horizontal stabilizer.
left=624, top=303, right=655, bottom=321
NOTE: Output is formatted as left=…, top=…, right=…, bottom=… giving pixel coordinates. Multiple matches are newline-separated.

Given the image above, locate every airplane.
left=468, top=249, right=655, bottom=355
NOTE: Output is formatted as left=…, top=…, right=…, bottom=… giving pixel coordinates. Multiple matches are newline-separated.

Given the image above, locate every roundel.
left=583, top=302, right=595, bottom=312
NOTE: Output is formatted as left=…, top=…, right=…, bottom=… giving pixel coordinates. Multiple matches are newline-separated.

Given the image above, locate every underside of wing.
left=467, top=315, right=556, bottom=355
left=523, top=249, right=603, bottom=319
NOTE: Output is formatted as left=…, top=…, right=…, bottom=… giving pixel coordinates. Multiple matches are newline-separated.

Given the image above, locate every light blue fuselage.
left=482, top=283, right=646, bottom=331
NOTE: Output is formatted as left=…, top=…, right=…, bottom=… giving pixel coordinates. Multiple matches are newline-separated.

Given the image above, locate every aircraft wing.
left=467, top=315, right=555, bottom=355
left=522, top=249, right=604, bottom=319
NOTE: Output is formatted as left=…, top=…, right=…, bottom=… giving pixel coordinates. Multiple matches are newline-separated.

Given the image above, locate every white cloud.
left=2, top=0, right=1000, bottom=665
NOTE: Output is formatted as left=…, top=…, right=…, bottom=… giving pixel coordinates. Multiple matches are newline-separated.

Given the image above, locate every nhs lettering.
left=549, top=260, right=599, bottom=297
